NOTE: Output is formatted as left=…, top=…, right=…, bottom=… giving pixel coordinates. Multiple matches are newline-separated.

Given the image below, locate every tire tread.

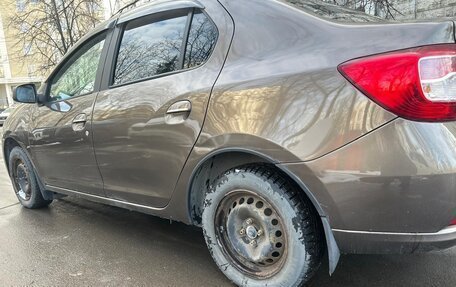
left=206, top=164, right=324, bottom=286
left=8, top=147, right=52, bottom=209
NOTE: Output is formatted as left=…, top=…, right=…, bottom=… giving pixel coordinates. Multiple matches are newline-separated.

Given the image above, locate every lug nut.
left=239, top=228, right=245, bottom=235
left=257, top=229, right=263, bottom=236
left=246, top=218, right=253, bottom=225
left=249, top=240, right=257, bottom=247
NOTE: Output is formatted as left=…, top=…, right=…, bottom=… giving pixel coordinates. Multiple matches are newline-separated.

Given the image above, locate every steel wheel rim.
left=214, top=190, right=287, bottom=279
left=12, top=159, right=31, bottom=201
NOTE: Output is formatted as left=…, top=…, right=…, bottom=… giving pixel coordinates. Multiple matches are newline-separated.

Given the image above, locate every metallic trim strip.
left=333, top=226, right=456, bottom=236
left=47, top=185, right=165, bottom=211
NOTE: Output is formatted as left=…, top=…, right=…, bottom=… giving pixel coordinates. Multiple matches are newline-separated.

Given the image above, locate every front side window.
left=49, top=33, right=105, bottom=101
left=113, top=12, right=189, bottom=85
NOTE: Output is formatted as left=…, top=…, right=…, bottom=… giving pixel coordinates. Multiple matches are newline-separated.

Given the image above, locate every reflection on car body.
left=3, top=1, right=456, bottom=286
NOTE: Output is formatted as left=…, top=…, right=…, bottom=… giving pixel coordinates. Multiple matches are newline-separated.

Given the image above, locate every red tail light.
left=338, top=44, right=456, bottom=122
left=450, top=219, right=456, bottom=226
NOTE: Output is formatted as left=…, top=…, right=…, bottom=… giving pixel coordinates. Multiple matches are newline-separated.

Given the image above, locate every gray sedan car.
left=0, top=107, right=13, bottom=126
left=3, top=0, right=456, bottom=286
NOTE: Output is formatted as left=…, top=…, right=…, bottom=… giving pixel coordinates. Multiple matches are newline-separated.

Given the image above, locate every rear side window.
left=184, top=11, right=218, bottom=69
left=113, top=12, right=188, bottom=85
left=113, top=9, right=218, bottom=86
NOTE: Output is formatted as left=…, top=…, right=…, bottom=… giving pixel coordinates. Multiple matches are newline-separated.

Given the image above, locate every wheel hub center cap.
left=246, top=225, right=258, bottom=239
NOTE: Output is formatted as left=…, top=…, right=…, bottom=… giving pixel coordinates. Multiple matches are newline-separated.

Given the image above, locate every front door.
left=30, top=32, right=109, bottom=196
left=92, top=6, right=231, bottom=207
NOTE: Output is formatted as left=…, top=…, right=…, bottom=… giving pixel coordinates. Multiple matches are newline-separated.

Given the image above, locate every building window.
left=27, top=65, right=36, bottom=77
left=16, top=0, right=26, bottom=12
left=24, top=42, right=32, bottom=56
left=0, top=95, right=8, bottom=109
left=19, top=22, right=28, bottom=33
left=86, top=1, right=99, bottom=13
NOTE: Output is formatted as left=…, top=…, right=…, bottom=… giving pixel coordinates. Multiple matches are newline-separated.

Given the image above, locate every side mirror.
left=13, top=84, right=37, bottom=103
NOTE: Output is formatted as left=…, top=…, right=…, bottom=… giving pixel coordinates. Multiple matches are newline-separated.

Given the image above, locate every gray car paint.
left=90, top=1, right=234, bottom=207
left=3, top=0, right=456, bottom=275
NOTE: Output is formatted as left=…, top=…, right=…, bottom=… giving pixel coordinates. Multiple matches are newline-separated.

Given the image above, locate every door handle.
left=73, top=113, right=87, bottom=124
left=166, top=100, right=192, bottom=114
left=72, top=113, right=87, bottom=131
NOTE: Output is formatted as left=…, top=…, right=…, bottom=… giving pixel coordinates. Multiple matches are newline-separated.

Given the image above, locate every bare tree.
left=8, top=0, right=103, bottom=74
left=103, top=0, right=147, bottom=18
left=113, top=0, right=141, bottom=15
left=322, top=0, right=401, bottom=19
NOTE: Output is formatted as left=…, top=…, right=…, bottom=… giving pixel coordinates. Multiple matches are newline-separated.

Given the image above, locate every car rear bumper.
left=333, top=226, right=456, bottom=254
left=279, top=118, right=456, bottom=254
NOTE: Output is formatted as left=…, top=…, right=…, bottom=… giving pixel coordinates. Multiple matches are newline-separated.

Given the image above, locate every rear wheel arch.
left=188, top=150, right=271, bottom=225
left=188, top=149, right=325, bottom=224
left=187, top=148, right=340, bottom=274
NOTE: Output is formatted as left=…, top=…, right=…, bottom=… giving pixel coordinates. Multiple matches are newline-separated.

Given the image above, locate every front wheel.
left=8, top=146, right=52, bottom=209
left=202, top=165, right=323, bottom=287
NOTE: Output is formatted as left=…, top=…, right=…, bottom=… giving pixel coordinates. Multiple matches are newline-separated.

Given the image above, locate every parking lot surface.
left=1, top=149, right=455, bottom=286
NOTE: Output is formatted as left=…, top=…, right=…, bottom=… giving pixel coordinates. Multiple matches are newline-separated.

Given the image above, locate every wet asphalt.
left=1, top=150, right=456, bottom=286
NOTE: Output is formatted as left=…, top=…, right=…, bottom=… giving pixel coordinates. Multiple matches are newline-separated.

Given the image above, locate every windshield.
left=282, top=0, right=388, bottom=23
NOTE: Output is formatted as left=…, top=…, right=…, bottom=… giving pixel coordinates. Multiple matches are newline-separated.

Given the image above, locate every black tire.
left=202, top=165, right=323, bottom=287
left=8, top=146, right=52, bottom=209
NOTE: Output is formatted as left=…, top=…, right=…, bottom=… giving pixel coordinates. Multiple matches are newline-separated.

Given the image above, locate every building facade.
left=390, top=0, right=456, bottom=20
left=0, top=0, right=104, bottom=109
left=0, top=0, right=42, bottom=109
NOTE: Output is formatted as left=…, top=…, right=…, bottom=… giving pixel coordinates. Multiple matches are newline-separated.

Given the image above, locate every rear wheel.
left=8, top=146, right=52, bottom=209
left=202, top=165, right=323, bottom=287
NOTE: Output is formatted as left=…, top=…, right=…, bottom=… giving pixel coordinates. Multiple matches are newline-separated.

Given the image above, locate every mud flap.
left=321, top=217, right=340, bottom=275
left=35, top=169, right=54, bottom=201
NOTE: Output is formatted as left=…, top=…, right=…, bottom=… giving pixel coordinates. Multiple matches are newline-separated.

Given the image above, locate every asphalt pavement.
left=1, top=149, right=455, bottom=286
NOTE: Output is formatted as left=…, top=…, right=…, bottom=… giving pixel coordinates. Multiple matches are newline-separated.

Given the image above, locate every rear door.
left=92, top=2, right=233, bottom=207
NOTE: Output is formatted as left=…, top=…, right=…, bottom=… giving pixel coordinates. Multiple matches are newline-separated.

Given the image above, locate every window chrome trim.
left=117, top=0, right=204, bottom=24
left=46, top=185, right=165, bottom=212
